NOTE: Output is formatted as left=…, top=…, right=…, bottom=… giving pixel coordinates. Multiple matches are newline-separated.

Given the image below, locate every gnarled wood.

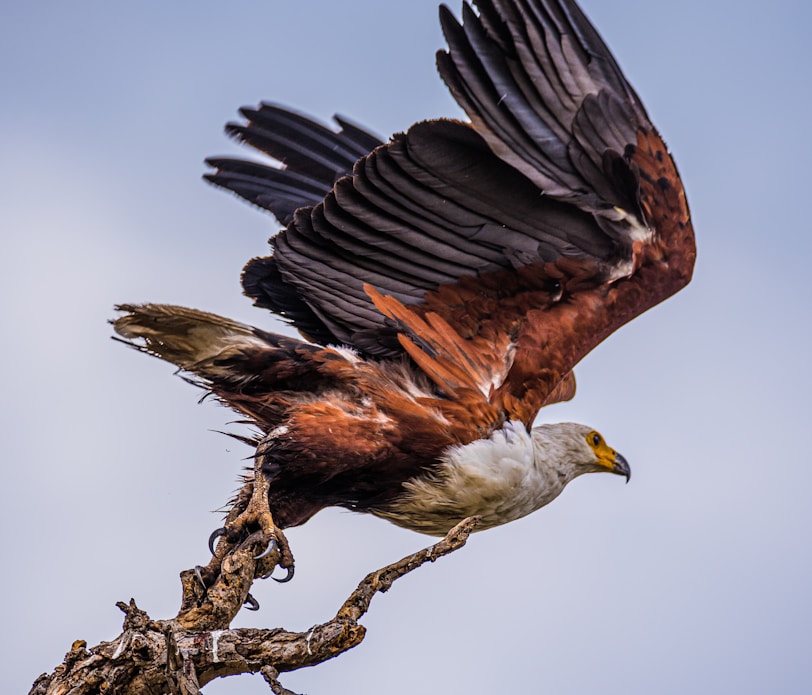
left=29, top=517, right=480, bottom=694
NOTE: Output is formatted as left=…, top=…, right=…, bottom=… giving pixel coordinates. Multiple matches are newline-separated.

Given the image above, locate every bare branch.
left=29, top=517, right=480, bottom=693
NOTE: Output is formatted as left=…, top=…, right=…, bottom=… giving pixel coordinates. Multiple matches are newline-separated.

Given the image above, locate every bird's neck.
left=530, top=423, right=590, bottom=487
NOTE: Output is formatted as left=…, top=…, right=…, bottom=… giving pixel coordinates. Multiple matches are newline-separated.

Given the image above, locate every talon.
left=237, top=530, right=265, bottom=551
left=272, top=565, right=295, bottom=584
left=243, top=593, right=260, bottom=611
left=193, top=565, right=207, bottom=589
left=208, top=527, right=226, bottom=555
left=254, top=538, right=277, bottom=560
left=201, top=460, right=294, bottom=589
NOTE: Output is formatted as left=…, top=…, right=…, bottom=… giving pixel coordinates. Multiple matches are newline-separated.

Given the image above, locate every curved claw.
left=193, top=565, right=207, bottom=590
left=254, top=538, right=277, bottom=560
left=208, top=527, right=226, bottom=555
left=243, top=593, right=260, bottom=611
left=272, top=565, right=295, bottom=584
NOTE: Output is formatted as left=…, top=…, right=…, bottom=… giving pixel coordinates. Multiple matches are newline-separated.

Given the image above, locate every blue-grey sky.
left=3, top=1, right=811, bottom=693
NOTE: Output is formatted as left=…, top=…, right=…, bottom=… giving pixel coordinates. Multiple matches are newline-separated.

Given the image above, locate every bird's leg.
left=206, top=451, right=294, bottom=585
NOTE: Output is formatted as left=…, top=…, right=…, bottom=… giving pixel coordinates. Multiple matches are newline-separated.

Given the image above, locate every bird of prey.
left=114, top=0, right=694, bottom=568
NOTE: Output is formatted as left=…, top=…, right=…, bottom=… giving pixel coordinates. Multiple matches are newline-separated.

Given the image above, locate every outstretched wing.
left=207, top=0, right=695, bottom=429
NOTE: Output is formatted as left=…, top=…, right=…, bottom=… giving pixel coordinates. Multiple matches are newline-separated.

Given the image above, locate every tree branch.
left=29, top=516, right=480, bottom=693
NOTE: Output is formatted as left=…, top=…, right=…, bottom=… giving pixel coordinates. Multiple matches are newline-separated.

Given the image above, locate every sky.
left=2, top=0, right=812, bottom=693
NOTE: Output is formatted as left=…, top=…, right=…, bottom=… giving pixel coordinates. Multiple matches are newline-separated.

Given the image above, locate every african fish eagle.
left=114, top=0, right=694, bottom=556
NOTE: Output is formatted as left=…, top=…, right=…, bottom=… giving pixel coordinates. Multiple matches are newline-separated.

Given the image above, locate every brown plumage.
left=114, top=0, right=694, bottom=537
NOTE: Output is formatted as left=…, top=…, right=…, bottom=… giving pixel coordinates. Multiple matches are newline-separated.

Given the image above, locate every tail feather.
left=113, top=304, right=271, bottom=384
left=112, top=303, right=348, bottom=429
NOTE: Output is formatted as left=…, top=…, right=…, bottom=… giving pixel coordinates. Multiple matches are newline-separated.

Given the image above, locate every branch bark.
left=29, top=516, right=480, bottom=694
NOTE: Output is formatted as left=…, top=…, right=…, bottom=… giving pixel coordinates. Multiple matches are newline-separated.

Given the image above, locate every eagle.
left=114, top=0, right=694, bottom=557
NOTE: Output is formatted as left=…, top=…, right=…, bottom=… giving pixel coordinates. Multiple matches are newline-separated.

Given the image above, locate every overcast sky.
left=3, top=1, right=811, bottom=693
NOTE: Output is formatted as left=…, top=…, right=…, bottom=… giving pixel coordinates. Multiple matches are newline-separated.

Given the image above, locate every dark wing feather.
left=248, top=115, right=631, bottom=359
left=206, top=105, right=384, bottom=345
left=211, top=0, right=694, bottom=431
left=205, top=103, right=383, bottom=226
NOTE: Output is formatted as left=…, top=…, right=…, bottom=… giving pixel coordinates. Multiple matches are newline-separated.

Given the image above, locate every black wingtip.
left=438, top=3, right=462, bottom=38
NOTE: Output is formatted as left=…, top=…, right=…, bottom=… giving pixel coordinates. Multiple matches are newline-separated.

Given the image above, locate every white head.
left=531, top=422, right=631, bottom=484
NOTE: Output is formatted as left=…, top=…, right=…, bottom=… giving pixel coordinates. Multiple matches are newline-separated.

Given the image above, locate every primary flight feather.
left=115, top=0, right=694, bottom=540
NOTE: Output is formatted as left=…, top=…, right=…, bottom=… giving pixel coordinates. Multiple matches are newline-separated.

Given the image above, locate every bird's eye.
left=592, top=433, right=601, bottom=446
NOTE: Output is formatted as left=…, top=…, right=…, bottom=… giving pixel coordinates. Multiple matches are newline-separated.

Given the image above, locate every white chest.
left=375, top=422, right=568, bottom=536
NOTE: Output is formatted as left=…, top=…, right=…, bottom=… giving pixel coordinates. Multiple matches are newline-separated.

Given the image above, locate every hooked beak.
left=613, top=452, right=631, bottom=483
